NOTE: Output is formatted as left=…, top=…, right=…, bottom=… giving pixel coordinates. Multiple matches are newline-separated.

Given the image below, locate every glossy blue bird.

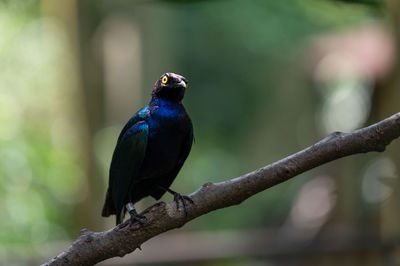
left=102, top=73, right=194, bottom=225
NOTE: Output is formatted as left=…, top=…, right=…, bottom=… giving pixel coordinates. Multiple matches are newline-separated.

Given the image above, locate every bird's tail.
left=116, top=207, right=126, bottom=225
left=101, top=189, right=116, bottom=217
left=102, top=189, right=126, bottom=225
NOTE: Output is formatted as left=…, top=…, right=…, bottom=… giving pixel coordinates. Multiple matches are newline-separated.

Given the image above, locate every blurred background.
left=0, top=0, right=399, bottom=265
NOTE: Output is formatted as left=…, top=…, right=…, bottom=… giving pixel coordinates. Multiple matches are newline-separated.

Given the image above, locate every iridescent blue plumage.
left=102, top=73, right=193, bottom=225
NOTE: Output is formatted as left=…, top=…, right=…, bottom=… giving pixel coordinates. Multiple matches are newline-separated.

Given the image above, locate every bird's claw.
left=173, top=193, right=194, bottom=216
left=128, top=211, right=147, bottom=226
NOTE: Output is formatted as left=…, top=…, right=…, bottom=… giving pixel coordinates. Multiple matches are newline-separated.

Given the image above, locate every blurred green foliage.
left=0, top=0, right=83, bottom=258
left=332, top=0, right=384, bottom=8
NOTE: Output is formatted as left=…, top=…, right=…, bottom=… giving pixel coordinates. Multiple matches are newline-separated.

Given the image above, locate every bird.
left=102, top=72, right=194, bottom=225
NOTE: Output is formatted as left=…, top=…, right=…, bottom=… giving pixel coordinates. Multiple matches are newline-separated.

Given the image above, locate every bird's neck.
left=151, top=89, right=184, bottom=103
left=150, top=96, right=183, bottom=108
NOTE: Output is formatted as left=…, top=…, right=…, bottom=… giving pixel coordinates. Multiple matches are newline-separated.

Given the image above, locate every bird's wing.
left=116, top=105, right=149, bottom=144
left=109, top=120, right=149, bottom=223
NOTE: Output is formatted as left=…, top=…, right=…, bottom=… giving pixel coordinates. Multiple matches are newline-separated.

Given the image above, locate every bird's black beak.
left=177, top=78, right=187, bottom=89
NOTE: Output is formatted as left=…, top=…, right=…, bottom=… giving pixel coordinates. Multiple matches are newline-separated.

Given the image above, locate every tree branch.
left=43, top=112, right=400, bottom=266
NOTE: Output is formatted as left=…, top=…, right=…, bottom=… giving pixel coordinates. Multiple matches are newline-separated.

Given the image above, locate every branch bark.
left=43, top=112, right=400, bottom=266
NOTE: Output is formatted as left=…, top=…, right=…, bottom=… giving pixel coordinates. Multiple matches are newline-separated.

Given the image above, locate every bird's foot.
left=158, top=186, right=194, bottom=216
left=126, top=202, right=147, bottom=226
left=128, top=210, right=147, bottom=226
left=173, top=192, right=194, bottom=216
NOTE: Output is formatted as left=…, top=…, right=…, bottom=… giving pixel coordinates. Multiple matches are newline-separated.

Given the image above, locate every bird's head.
left=152, top=72, right=188, bottom=103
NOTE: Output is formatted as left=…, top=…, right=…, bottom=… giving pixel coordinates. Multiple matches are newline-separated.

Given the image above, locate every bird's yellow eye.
left=162, top=76, right=168, bottom=84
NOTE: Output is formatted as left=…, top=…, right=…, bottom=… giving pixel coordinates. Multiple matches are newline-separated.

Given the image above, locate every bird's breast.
left=140, top=105, right=190, bottom=178
left=148, top=104, right=188, bottom=134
